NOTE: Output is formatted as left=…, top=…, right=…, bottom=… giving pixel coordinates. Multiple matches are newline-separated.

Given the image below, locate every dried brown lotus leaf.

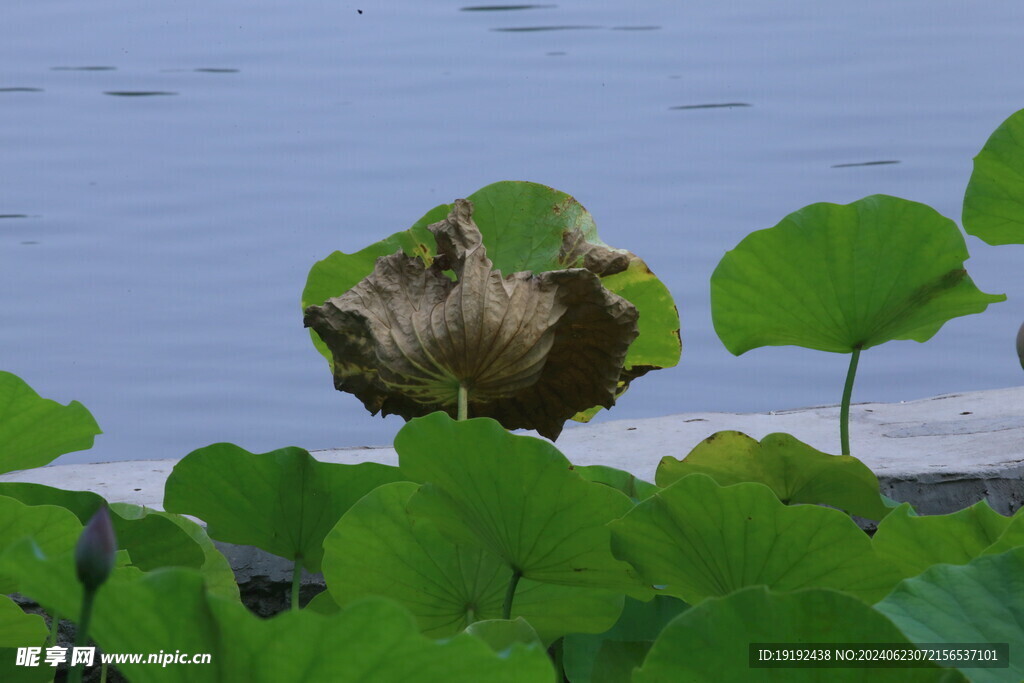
left=557, top=227, right=631, bottom=277
left=304, top=199, right=639, bottom=439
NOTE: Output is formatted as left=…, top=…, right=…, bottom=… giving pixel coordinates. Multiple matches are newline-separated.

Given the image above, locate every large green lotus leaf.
left=635, top=586, right=965, bottom=682
left=979, top=509, right=1024, bottom=556
left=656, top=431, right=890, bottom=520
left=164, top=443, right=403, bottom=572
left=112, top=503, right=207, bottom=572
left=0, top=482, right=104, bottom=520
left=305, top=200, right=640, bottom=440
left=110, top=503, right=239, bottom=600
left=573, top=465, right=659, bottom=503
left=711, top=195, right=1004, bottom=355
left=219, top=597, right=557, bottom=683
left=0, top=594, right=53, bottom=683
left=304, top=590, right=340, bottom=614
left=398, top=413, right=650, bottom=598
left=0, top=483, right=235, bottom=598
left=302, top=181, right=680, bottom=421
left=562, top=595, right=687, bottom=683
left=876, top=547, right=1024, bottom=683
left=0, top=495, right=82, bottom=593
left=1, top=541, right=553, bottom=683
left=323, top=480, right=622, bottom=643
left=0, top=594, right=47, bottom=647
left=608, top=474, right=903, bottom=604
left=0, top=655, right=54, bottom=683
left=0, top=371, right=101, bottom=474
left=962, top=108, right=1024, bottom=245
left=872, top=501, right=1012, bottom=578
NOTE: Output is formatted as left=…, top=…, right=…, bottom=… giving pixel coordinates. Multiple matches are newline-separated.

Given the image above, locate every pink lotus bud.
left=75, top=506, right=116, bottom=591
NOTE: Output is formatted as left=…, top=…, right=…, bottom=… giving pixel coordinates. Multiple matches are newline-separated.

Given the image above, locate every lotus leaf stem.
left=457, top=384, right=469, bottom=421
left=47, top=610, right=59, bottom=646
left=502, top=568, right=522, bottom=620
left=291, top=557, right=303, bottom=610
left=840, top=346, right=862, bottom=455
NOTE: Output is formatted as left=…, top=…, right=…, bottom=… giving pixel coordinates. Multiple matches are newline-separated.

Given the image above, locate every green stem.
left=100, top=662, right=109, bottom=683
left=502, top=569, right=522, bottom=620
left=291, top=557, right=303, bottom=610
left=840, top=346, right=862, bottom=456
left=457, top=384, right=469, bottom=421
left=46, top=610, right=60, bottom=647
left=548, top=638, right=567, bottom=682
left=68, top=589, right=97, bottom=683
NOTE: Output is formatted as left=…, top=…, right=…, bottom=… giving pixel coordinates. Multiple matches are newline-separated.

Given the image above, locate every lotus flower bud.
left=75, top=506, right=116, bottom=592
left=1017, top=321, right=1024, bottom=371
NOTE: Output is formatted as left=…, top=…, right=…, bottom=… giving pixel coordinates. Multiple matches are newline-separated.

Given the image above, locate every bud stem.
left=68, top=588, right=97, bottom=683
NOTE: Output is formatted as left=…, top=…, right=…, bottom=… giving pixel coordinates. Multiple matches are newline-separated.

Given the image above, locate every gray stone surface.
left=3, top=386, right=1022, bottom=596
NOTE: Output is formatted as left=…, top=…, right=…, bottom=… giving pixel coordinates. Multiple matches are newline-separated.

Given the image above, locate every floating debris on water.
left=103, top=91, right=178, bottom=97
left=830, top=160, right=900, bottom=168
left=461, top=4, right=556, bottom=11
left=670, top=102, right=752, bottom=110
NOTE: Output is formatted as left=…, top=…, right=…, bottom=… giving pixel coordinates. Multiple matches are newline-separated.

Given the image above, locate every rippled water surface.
left=3, top=1, right=1023, bottom=464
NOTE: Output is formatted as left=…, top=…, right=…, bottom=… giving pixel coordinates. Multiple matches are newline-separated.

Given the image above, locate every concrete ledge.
left=4, top=387, right=1022, bottom=608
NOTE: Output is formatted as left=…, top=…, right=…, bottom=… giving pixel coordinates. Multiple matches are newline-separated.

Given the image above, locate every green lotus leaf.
left=711, top=195, right=1004, bottom=356
left=0, top=483, right=236, bottom=599
left=163, top=443, right=404, bottom=572
left=0, top=483, right=104, bottom=520
left=0, top=595, right=51, bottom=683
left=872, top=501, right=1012, bottom=578
left=0, top=541, right=554, bottom=683
left=979, top=509, right=1024, bottom=556
left=110, top=503, right=239, bottom=600
left=574, top=465, right=659, bottom=503
left=656, top=431, right=891, bottom=520
left=608, top=474, right=904, bottom=604
left=304, top=590, right=341, bottom=615
left=0, top=594, right=47, bottom=648
left=303, top=180, right=680, bottom=429
left=110, top=503, right=205, bottom=572
left=635, top=586, right=965, bottom=682
left=305, top=200, right=640, bottom=440
left=0, top=654, right=55, bottom=683
left=0, top=371, right=101, bottom=474
left=0, top=495, right=83, bottom=593
left=562, top=595, right=687, bottom=683
left=397, top=413, right=650, bottom=598
left=875, top=547, right=1024, bottom=683
left=962, top=108, right=1024, bottom=245
left=322, top=481, right=622, bottom=644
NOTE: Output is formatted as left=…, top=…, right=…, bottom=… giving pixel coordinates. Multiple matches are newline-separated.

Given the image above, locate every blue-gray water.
left=3, top=1, right=1023, bottom=465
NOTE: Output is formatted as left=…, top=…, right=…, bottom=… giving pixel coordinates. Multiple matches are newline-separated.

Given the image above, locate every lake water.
left=3, top=1, right=1023, bottom=465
